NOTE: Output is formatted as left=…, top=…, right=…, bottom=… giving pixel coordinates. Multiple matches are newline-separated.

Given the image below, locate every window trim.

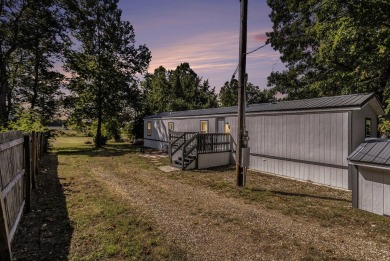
left=147, top=121, right=152, bottom=136
left=365, top=118, right=372, bottom=138
left=168, top=122, right=174, bottom=132
left=200, top=120, right=208, bottom=134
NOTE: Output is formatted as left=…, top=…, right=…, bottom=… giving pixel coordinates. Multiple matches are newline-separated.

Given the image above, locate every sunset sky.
left=118, top=0, right=284, bottom=92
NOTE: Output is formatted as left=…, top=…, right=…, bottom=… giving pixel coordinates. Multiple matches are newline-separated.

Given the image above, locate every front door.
left=217, top=118, right=225, bottom=133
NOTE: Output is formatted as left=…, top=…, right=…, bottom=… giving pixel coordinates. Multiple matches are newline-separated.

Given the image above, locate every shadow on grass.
left=12, top=153, right=73, bottom=261
left=55, top=143, right=147, bottom=157
left=250, top=188, right=350, bottom=203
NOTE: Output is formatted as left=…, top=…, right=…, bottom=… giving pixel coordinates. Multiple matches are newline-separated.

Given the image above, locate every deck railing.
left=169, top=132, right=233, bottom=169
left=197, top=133, right=232, bottom=154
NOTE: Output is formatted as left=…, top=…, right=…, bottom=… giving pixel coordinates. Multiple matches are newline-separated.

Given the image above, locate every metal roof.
left=348, top=139, right=390, bottom=167
left=145, top=93, right=380, bottom=119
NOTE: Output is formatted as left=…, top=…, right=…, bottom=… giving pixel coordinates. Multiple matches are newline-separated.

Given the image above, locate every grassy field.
left=13, top=136, right=185, bottom=260
left=12, top=135, right=390, bottom=260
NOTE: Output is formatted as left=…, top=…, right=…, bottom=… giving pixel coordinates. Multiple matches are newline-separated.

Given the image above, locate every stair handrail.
left=183, top=134, right=198, bottom=158
left=182, top=134, right=198, bottom=169
left=169, top=132, right=198, bottom=163
left=169, top=133, right=185, bottom=162
left=231, top=134, right=237, bottom=153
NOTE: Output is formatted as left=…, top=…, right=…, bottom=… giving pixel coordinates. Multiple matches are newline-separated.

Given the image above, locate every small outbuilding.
left=348, top=139, right=390, bottom=216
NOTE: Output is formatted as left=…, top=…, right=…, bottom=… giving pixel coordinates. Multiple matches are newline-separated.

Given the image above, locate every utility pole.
left=236, top=0, right=247, bottom=187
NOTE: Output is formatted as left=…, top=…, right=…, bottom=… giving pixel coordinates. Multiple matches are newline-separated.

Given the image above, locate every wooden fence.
left=0, top=131, right=46, bottom=260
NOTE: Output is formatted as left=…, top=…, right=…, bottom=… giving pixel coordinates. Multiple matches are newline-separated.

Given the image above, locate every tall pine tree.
left=142, top=63, right=218, bottom=115
left=65, top=0, right=150, bottom=147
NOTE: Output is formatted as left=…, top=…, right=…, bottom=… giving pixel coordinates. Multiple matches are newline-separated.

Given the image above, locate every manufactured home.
left=144, top=93, right=384, bottom=190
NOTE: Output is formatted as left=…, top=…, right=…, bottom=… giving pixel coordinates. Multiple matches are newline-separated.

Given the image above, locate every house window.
left=168, top=122, right=174, bottom=132
left=147, top=121, right=152, bottom=136
left=365, top=118, right=371, bottom=138
left=200, top=120, right=208, bottom=134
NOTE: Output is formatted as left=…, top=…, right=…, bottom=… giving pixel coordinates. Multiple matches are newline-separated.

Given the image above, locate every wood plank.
left=0, top=138, right=24, bottom=152
left=384, top=172, right=390, bottom=216
left=372, top=170, right=384, bottom=215
left=319, top=114, right=325, bottom=165
left=0, top=189, right=12, bottom=261
left=324, top=167, right=331, bottom=186
left=360, top=169, right=373, bottom=212
left=0, top=131, right=23, bottom=144
left=342, top=113, right=349, bottom=166
left=342, top=169, right=349, bottom=189
left=336, top=168, right=343, bottom=189
left=9, top=200, right=25, bottom=241
left=1, top=169, right=25, bottom=200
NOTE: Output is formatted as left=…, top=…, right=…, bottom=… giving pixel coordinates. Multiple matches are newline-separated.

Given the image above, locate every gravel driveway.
left=95, top=158, right=390, bottom=261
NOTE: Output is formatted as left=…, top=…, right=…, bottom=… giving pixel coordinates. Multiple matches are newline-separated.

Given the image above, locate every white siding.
left=247, top=112, right=350, bottom=189
left=143, top=119, right=169, bottom=150
left=352, top=104, right=379, bottom=150
left=143, top=117, right=218, bottom=149
left=198, top=152, right=230, bottom=169
left=358, top=166, right=390, bottom=216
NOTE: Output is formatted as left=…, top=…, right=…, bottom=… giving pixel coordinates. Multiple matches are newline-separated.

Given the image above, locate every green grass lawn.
left=51, top=136, right=185, bottom=260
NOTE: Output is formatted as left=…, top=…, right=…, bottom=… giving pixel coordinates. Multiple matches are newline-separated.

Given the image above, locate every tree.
left=266, top=0, right=390, bottom=104
left=0, top=0, right=32, bottom=125
left=219, top=79, right=273, bottom=106
left=219, top=80, right=238, bottom=107
left=13, top=0, right=68, bottom=125
left=65, top=0, right=151, bottom=147
left=0, top=0, right=69, bottom=127
left=142, top=63, right=218, bottom=115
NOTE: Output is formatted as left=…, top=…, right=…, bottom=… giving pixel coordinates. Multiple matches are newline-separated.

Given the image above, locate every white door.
left=217, top=118, right=225, bottom=133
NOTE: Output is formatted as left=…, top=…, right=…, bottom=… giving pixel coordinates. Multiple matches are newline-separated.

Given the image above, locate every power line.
left=232, top=42, right=269, bottom=79
left=231, top=0, right=331, bottom=81
left=245, top=42, right=268, bottom=56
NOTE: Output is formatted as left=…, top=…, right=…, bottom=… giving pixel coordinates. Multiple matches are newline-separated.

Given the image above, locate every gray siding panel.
left=384, top=174, right=390, bottom=216
left=372, top=171, right=384, bottom=215
left=247, top=111, right=350, bottom=189
left=359, top=169, right=373, bottom=212
left=198, top=152, right=230, bottom=169
left=357, top=166, right=390, bottom=216
left=351, top=104, right=379, bottom=150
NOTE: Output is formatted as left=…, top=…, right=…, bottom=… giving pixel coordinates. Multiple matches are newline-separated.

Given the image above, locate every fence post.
left=0, top=190, right=12, bottom=261
left=31, top=132, right=37, bottom=189
left=24, top=134, right=32, bottom=213
left=43, top=132, right=48, bottom=153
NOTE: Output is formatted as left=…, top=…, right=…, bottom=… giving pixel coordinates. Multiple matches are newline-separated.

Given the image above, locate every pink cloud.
left=254, top=33, right=268, bottom=42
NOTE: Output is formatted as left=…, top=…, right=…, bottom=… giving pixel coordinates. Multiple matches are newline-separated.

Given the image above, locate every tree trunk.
left=95, top=78, right=103, bottom=148
left=96, top=106, right=103, bottom=148
left=31, top=48, right=40, bottom=109
left=0, top=59, right=9, bottom=126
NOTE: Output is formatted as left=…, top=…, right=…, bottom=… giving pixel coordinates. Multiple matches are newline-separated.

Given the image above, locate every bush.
left=379, top=118, right=390, bottom=138
left=6, top=109, right=47, bottom=132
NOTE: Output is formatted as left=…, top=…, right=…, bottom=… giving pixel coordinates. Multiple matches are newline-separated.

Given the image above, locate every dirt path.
left=95, top=160, right=390, bottom=261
